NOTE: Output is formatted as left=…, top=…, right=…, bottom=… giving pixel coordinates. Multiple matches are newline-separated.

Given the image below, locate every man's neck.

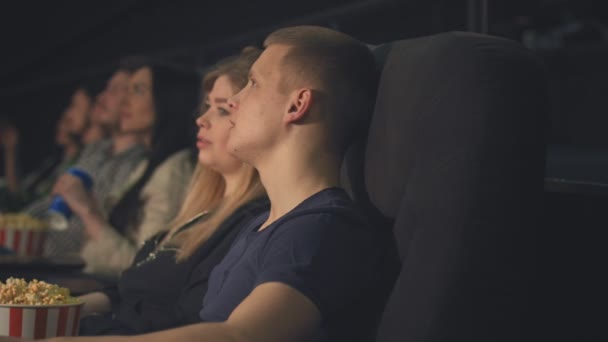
left=222, top=165, right=245, bottom=198
left=111, top=132, right=141, bottom=155
left=257, top=146, right=340, bottom=230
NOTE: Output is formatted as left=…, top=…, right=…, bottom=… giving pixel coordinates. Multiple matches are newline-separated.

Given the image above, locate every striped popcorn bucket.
left=0, top=227, right=46, bottom=257
left=0, top=302, right=83, bottom=338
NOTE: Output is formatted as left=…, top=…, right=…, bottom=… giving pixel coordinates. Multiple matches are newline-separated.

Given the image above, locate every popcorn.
left=0, top=278, right=80, bottom=305
left=0, top=213, right=47, bottom=230
left=0, top=213, right=48, bottom=256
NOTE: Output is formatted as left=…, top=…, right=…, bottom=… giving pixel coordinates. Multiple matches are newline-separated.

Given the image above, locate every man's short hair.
left=264, top=25, right=378, bottom=155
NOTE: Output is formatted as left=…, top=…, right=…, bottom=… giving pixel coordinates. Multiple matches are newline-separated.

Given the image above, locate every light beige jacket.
left=81, top=149, right=194, bottom=276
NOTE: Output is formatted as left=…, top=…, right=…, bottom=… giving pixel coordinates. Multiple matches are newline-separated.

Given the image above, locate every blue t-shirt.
left=199, top=187, right=391, bottom=341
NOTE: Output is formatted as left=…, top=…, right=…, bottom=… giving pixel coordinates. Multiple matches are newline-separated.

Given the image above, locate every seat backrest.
left=362, top=32, right=547, bottom=342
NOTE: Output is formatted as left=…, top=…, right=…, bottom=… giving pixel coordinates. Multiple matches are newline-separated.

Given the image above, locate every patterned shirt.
left=24, top=139, right=147, bottom=256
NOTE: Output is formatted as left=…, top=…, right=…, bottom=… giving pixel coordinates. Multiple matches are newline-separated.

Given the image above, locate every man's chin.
left=226, top=137, right=239, bottom=153
left=228, top=144, right=250, bottom=164
left=229, top=145, right=243, bottom=159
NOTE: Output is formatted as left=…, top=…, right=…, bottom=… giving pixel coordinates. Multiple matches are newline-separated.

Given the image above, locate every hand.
left=52, top=173, right=94, bottom=216
left=0, top=124, right=19, bottom=150
left=78, top=292, right=111, bottom=317
left=52, top=173, right=106, bottom=240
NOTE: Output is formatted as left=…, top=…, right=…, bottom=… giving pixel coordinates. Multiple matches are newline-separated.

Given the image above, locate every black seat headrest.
left=366, top=32, right=547, bottom=342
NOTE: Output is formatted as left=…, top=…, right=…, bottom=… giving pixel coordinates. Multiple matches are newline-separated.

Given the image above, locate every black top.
left=200, top=188, right=394, bottom=342
left=79, top=197, right=270, bottom=336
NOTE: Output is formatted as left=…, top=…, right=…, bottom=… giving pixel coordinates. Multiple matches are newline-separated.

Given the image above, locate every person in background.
left=23, top=61, right=148, bottom=258
left=81, top=93, right=111, bottom=145
left=0, top=122, right=20, bottom=192
left=53, top=57, right=201, bottom=276
left=0, top=87, right=92, bottom=211
left=17, top=25, right=394, bottom=342
left=77, top=47, right=267, bottom=336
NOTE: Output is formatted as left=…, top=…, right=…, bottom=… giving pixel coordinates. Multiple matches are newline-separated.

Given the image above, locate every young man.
left=2, top=25, right=391, bottom=342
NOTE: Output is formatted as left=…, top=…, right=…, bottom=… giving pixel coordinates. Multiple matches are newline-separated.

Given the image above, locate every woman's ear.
left=284, top=88, right=312, bottom=124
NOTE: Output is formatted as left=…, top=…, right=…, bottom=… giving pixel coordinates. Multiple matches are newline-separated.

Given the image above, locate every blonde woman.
left=77, top=47, right=267, bottom=335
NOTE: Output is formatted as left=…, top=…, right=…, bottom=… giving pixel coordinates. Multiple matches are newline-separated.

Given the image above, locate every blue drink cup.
left=47, top=167, right=93, bottom=231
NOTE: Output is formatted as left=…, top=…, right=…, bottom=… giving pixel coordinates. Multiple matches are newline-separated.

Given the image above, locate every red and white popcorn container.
left=0, top=302, right=83, bottom=338
left=0, top=213, right=47, bottom=257
left=0, top=228, right=46, bottom=257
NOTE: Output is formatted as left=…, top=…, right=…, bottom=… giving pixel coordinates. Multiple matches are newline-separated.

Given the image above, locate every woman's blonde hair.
left=170, top=46, right=264, bottom=261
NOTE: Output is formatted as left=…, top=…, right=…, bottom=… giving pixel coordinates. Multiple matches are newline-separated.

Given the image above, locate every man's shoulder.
left=286, top=187, right=366, bottom=224
left=254, top=188, right=379, bottom=254
left=281, top=206, right=363, bottom=228
left=269, top=206, right=371, bottom=248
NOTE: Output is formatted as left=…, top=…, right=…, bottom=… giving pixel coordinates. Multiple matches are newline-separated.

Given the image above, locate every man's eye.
left=218, top=107, right=230, bottom=116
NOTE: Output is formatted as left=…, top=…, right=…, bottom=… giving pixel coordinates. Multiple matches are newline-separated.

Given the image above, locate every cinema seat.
left=342, top=31, right=548, bottom=342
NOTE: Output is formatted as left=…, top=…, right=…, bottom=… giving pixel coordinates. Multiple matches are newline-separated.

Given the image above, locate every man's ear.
left=284, top=88, right=312, bottom=124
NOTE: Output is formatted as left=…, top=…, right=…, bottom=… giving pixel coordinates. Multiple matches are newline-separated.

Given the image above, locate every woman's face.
left=196, top=75, right=243, bottom=175
left=55, top=89, right=90, bottom=146
left=63, top=89, right=91, bottom=136
left=120, top=67, right=156, bottom=135
left=95, top=71, right=129, bottom=128
left=54, top=116, right=71, bottom=146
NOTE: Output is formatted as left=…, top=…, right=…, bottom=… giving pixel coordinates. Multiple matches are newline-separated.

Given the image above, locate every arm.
left=3, top=146, right=19, bottom=193
left=43, top=282, right=320, bottom=342
left=78, top=291, right=112, bottom=317
left=1, top=125, right=20, bottom=193
left=52, top=172, right=106, bottom=241
left=51, top=173, right=130, bottom=275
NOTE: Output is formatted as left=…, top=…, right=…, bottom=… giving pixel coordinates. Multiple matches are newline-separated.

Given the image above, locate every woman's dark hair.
left=108, top=56, right=201, bottom=234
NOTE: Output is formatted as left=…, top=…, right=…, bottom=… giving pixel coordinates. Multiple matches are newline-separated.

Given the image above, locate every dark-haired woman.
left=53, top=59, right=201, bottom=276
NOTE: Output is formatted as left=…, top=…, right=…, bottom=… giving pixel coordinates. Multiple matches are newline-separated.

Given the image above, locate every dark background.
left=1, top=1, right=607, bottom=339
left=0, top=0, right=606, bottom=171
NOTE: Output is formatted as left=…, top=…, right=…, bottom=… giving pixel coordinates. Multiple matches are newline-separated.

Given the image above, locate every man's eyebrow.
left=214, top=98, right=228, bottom=104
